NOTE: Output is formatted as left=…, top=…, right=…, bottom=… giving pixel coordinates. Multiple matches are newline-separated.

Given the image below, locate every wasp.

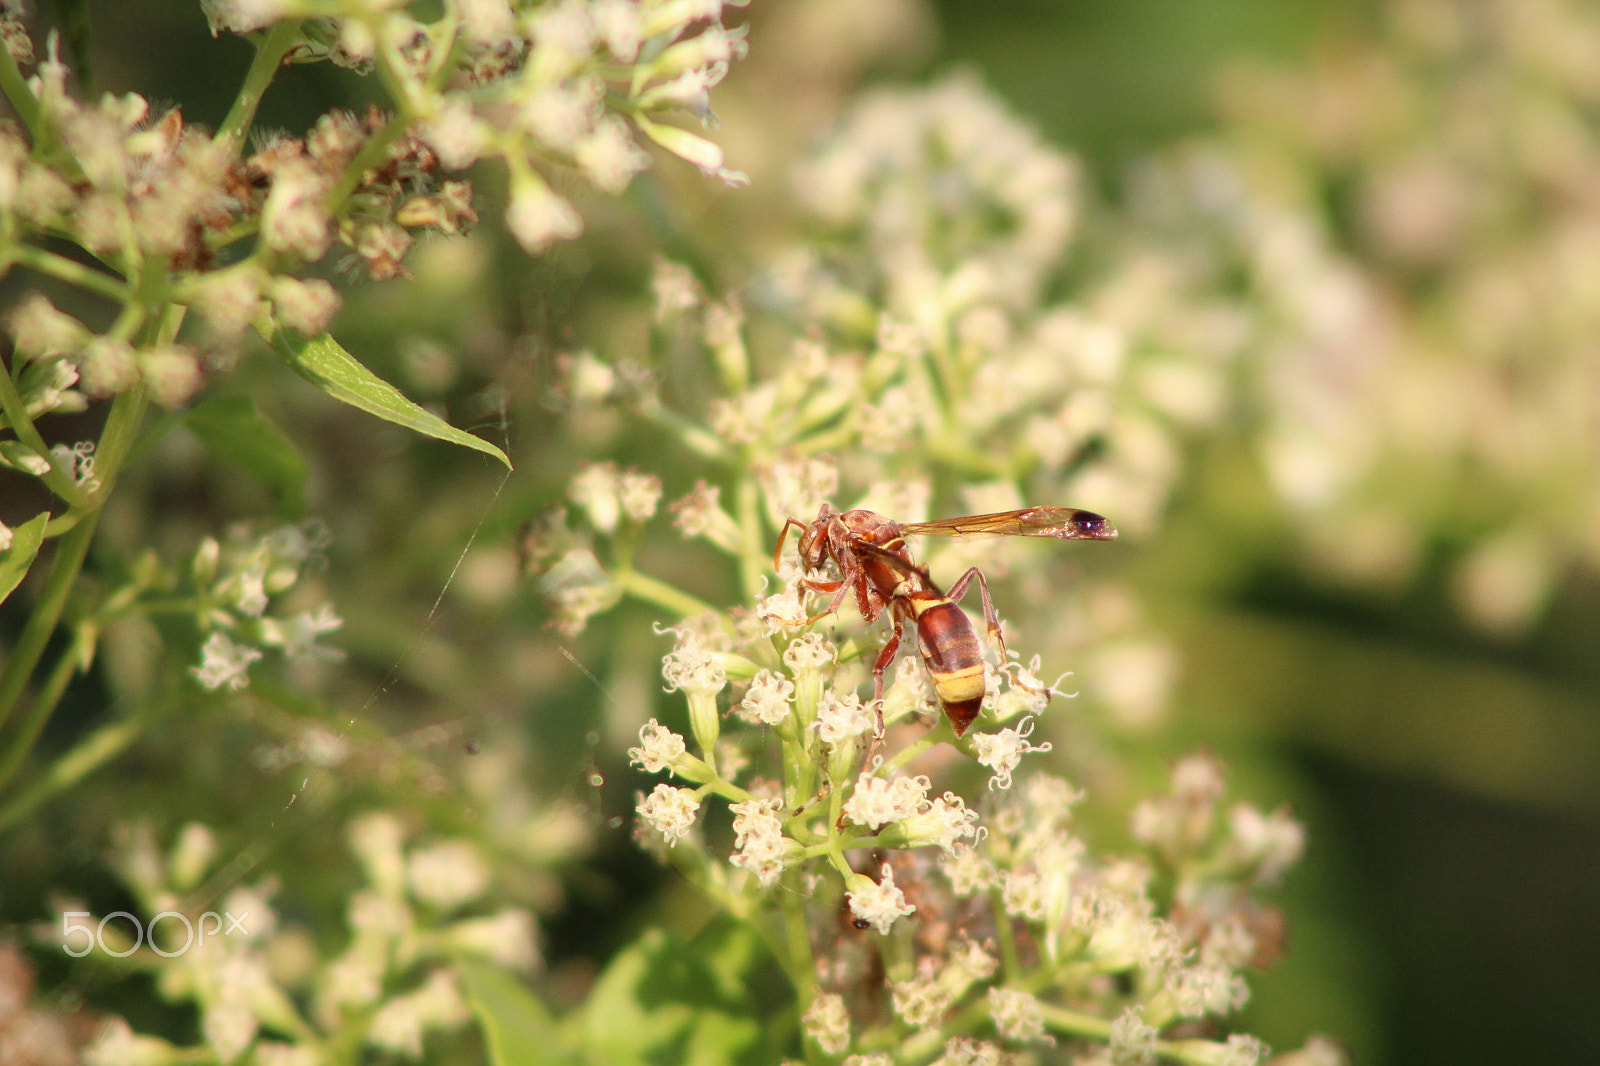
left=774, top=503, right=1117, bottom=736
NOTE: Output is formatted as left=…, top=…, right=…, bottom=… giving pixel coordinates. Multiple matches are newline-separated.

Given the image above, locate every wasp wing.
left=899, top=507, right=1117, bottom=541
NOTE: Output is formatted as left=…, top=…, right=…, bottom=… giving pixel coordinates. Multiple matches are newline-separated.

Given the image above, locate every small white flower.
left=931, top=1037, right=1005, bottom=1066
left=842, top=772, right=928, bottom=831
left=890, top=974, right=954, bottom=1027
left=1224, top=803, right=1305, bottom=882
left=737, top=669, right=794, bottom=726
left=1211, top=1034, right=1269, bottom=1066
left=781, top=631, right=834, bottom=674
left=455, top=0, right=517, bottom=47
left=1110, top=1005, right=1157, bottom=1064
left=628, top=719, right=687, bottom=774
left=576, top=116, right=650, bottom=193
left=986, top=986, right=1048, bottom=1044
left=754, top=585, right=810, bottom=633
left=191, top=631, right=263, bottom=691
left=948, top=935, right=999, bottom=985
left=1202, top=915, right=1258, bottom=970
left=846, top=863, right=915, bottom=935
left=406, top=839, right=491, bottom=909
left=260, top=604, right=345, bottom=664
left=568, top=462, right=622, bottom=534
left=201, top=1000, right=258, bottom=1064
left=759, top=456, right=838, bottom=530
left=637, top=783, right=700, bottom=845
left=895, top=792, right=980, bottom=854
left=261, top=158, right=332, bottom=261
left=941, top=846, right=997, bottom=897
left=815, top=691, right=874, bottom=748
left=728, top=798, right=790, bottom=885
left=661, top=631, right=726, bottom=697
left=8, top=292, right=87, bottom=357
left=1167, top=962, right=1250, bottom=1019
left=365, top=992, right=424, bottom=1058
left=443, top=908, right=540, bottom=970
left=321, top=948, right=386, bottom=1012
left=32, top=358, right=87, bottom=418
left=169, top=822, right=219, bottom=892
left=348, top=812, right=407, bottom=896
left=507, top=170, right=583, bottom=252
left=77, top=337, right=139, bottom=396
left=650, top=256, right=701, bottom=319
left=202, top=0, right=289, bottom=35
left=233, top=565, right=269, bottom=617
left=1173, top=752, right=1228, bottom=805
left=802, top=991, right=851, bottom=1055
left=1001, top=869, right=1048, bottom=921
left=139, top=344, right=203, bottom=409
left=970, top=718, right=1052, bottom=790
left=271, top=276, right=341, bottom=335
left=618, top=469, right=662, bottom=522
left=708, top=383, right=777, bottom=445
left=670, top=481, right=735, bottom=544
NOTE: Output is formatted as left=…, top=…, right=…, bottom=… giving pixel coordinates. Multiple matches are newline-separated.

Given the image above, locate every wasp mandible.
left=774, top=503, right=1117, bottom=736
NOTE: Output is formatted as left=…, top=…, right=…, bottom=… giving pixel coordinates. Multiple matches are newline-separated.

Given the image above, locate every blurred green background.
left=6, top=1, right=1600, bottom=1064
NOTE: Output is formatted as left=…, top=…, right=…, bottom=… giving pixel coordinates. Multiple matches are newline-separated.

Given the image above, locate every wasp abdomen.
left=908, top=595, right=985, bottom=735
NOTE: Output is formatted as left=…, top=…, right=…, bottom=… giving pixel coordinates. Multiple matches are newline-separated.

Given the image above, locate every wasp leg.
left=773, top=516, right=810, bottom=572
left=945, top=566, right=1006, bottom=659
left=855, top=610, right=904, bottom=778
left=780, top=566, right=861, bottom=627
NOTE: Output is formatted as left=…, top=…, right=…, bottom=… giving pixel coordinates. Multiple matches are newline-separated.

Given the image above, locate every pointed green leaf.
left=184, top=395, right=308, bottom=512
left=267, top=328, right=511, bottom=468
left=0, top=513, right=48, bottom=608
left=460, top=960, right=572, bottom=1066
left=580, top=924, right=766, bottom=1066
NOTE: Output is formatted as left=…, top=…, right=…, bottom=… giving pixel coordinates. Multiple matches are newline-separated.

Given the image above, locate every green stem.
left=89, top=384, right=152, bottom=500
left=0, top=627, right=92, bottom=793
left=778, top=880, right=817, bottom=1005
left=1035, top=1000, right=1114, bottom=1041
left=0, top=39, right=41, bottom=140
left=325, top=107, right=407, bottom=213
left=990, top=885, right=1023, bottom=980
left=0, top=508, right=98, bottom=737
left=879, top=729, right=941, bottom=775
left=635, top=401, right=729, bottom=463
left=11, top=245, right=132, bottom=301
left=218, top=20, right=304, bottom=145
left=0, top=384, right=143, bottom=762
left=613, top=567, right=718, bottom=619
left=735, top=475, right=763, bottom=602
left=0, top=712, right=143, bottom=835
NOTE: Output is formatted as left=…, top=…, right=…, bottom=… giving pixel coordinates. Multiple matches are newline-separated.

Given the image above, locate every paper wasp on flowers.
left=774, top=503, right=1117, bottom=736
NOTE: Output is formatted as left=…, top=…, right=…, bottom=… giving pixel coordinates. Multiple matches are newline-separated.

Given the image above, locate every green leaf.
left=579, top=924, right=767, bottom=1066
left=184, top=395, right=308, bottom=512
left=0, top=513, right=48, bottom=608
left=460, top=960, right=572, bottom=1066
left=267, top=328, right=511, bottom=468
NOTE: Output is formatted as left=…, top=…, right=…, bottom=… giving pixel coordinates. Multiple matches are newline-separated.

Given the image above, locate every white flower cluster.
left=78, top=814, right=534, bottom=1065
left=1149, top=0, right=1600, bottom=634
left=187, top=523, right=343, bottom=693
